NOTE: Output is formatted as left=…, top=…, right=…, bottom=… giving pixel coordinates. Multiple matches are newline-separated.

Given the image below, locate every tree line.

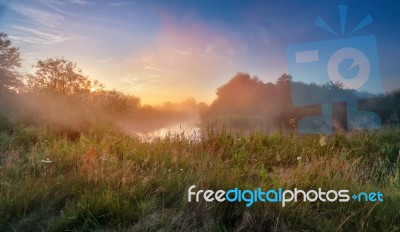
left=0, top=32, right=201, bottom=138
left=201, top=73, right=400, bottom=132
left=1, top=32, right=399, bottom=135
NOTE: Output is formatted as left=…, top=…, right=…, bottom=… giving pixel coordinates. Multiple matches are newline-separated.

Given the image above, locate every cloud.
left=108, top=1, right=131, bottom=7
left=98, top=58, right=114, bottom=64
left=6, top=2, right=72, bottom=45
left=37, top=0, right=66, bottom=14
left=9, top=25, right=68, bottom=45
left=116, top=73, right=166, bottom=93
left=117, top=76, right=140, bottom=85
left=10, top=3, right=64, bottom=28
left=176, top=50, right=192, bottom=56
left=141, top=54, right=154, bottom=62
left=68, top=0, right=91, bottom=5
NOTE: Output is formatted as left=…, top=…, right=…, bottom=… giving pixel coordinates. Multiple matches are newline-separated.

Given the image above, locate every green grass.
left=0, top=121, right=399, bottom=231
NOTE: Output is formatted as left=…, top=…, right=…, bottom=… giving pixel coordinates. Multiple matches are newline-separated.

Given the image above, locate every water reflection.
left=119, top=122, right=201, bottom=141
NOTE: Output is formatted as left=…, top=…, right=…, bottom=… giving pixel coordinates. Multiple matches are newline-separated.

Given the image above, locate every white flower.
left=41, top=158, right=53, bottom=163
left=296, top=156, right=301, bottom=161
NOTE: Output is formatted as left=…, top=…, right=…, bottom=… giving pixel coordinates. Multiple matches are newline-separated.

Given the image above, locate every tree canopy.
left=0, top=32, right=21, bottom=89
left=27, top=57, right=103, bottom=96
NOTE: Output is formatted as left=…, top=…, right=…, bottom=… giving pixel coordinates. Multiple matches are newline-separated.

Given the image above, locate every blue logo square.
left=286, top=5, right=382, bottom=134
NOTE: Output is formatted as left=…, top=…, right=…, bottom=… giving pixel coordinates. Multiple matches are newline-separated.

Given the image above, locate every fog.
left=2, top=70, right=400, bottom=140
left=0, top=89, right=202, bottom=138
left=200, top=72, right=294, bottom=133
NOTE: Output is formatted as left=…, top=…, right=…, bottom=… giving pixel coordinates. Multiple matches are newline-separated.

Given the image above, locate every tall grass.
left=0, top=119, right=399, bottom=231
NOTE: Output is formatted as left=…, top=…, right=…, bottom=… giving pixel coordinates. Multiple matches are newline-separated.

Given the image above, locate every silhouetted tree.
left=202, top=72, right=281, bottom=130
left=201, top=72, right=397, bottom=132
left=92, top=89, right=141, bottom=114
left=211, top=72, right=278, bottom=115
left=27, top=57, right=103, bottom=96
left=0, top=32, right=21, bottom=90
left=275, top=73, right=292, bottom=88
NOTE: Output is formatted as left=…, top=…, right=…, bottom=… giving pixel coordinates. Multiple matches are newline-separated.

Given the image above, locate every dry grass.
left=0, top=123, right=399, bottom=231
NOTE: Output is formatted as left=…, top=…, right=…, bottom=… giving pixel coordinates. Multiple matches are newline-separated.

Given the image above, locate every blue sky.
left=0, top=0, right=399, bottom=104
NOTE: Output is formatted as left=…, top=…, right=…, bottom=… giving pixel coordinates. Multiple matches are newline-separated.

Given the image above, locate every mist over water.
left=118, top=117, right=201, bottom=141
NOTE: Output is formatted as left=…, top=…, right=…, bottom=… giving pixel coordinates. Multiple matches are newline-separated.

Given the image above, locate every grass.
left=0, top=118, right=399, bottom=231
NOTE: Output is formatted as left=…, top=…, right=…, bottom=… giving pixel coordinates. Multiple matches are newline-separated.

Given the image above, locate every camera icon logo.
left=286, top=5, right=382, bottom=134
left=327, top=47, right=370, bottom=90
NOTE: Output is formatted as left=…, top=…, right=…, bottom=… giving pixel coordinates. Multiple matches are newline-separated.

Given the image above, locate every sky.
left=0, top=0, right=399, bottom=104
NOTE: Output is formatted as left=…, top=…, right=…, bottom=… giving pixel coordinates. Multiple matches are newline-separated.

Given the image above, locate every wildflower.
left=289, top=118, right=296, bottom=128
left=41, top=158, right=53, bottom=163
left=180, top=168, right=183, bottom=171
left=168, top=169, right=171, bottom=172
left=319, top=136, right=327, bottom=147
left=296, top=156, right=301, bottom=161
left=80, top=147, right=96, bottom=175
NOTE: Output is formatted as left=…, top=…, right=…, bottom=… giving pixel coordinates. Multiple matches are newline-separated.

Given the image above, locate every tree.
left=92, top=90, right=141, bottom=114
left=27, top=57, right=103, bottom=96
left=211, top=72, right=277, bottom=114
left=0, top=32, right=21, bottom=89
left=275, top=73, right=292, bottom=88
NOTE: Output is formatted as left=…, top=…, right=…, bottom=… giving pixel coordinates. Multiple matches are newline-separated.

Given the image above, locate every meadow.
left=1, top=5, right=400, bottom=230
left=0, top=114, right=399, bottom=231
